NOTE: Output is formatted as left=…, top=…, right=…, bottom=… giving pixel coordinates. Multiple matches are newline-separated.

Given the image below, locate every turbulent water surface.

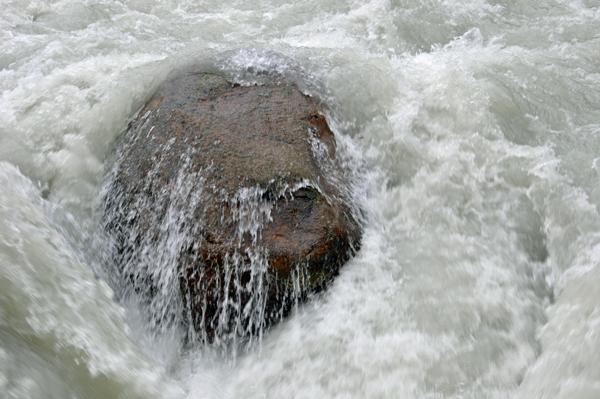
left=2, top=0, right=600, bottom=398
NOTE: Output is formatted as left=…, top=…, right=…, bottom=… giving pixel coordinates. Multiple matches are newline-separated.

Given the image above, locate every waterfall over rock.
left=102, top=69, right=362, bottom=351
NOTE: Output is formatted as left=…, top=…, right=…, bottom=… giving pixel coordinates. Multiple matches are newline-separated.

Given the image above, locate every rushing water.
left=2, top=0, right=600, bottom=398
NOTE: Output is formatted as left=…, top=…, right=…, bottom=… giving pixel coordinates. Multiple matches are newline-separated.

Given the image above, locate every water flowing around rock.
left=3, top=0, right=600, bottom=398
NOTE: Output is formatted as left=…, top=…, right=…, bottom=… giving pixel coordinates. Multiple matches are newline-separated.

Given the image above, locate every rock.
left=103, top=70, right=361, bottom=345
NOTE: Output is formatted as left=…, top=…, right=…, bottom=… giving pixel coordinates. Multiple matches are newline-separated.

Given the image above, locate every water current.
left=2, top=0, right=600, bottom=398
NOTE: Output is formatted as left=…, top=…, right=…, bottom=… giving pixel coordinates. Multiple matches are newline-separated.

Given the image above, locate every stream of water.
left=2, top=0, right=600, bottom=398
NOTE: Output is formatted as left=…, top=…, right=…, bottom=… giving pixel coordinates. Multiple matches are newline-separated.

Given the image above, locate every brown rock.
left=103, top=70, right=361, bottom=345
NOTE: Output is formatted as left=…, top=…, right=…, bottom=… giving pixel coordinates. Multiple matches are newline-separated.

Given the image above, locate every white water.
left=2, top=0, right=600, bottom=398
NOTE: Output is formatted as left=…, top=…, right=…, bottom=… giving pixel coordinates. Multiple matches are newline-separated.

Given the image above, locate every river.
left=1, top=0, right=600, bottom=398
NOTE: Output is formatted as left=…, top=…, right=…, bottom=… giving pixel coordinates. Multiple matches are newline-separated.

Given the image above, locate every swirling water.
left=2, top=0, right=600, bottom=398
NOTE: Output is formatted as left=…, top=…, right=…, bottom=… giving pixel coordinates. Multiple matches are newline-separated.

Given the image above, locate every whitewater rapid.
left=2, top=0, right=600, bottom=398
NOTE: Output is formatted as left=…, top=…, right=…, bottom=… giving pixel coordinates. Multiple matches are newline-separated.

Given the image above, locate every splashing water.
left=2, top=0, right=600, bottom=398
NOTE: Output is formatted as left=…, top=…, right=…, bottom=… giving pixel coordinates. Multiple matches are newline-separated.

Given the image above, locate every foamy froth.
left=2, top=0, right=600, bottom=398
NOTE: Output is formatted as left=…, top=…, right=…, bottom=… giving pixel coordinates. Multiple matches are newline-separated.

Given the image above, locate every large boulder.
left=103, top=70, right=361, bottom=345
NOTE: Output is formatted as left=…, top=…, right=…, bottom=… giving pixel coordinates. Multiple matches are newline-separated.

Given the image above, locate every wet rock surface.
left=103, top=70, right=362, bottom=345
